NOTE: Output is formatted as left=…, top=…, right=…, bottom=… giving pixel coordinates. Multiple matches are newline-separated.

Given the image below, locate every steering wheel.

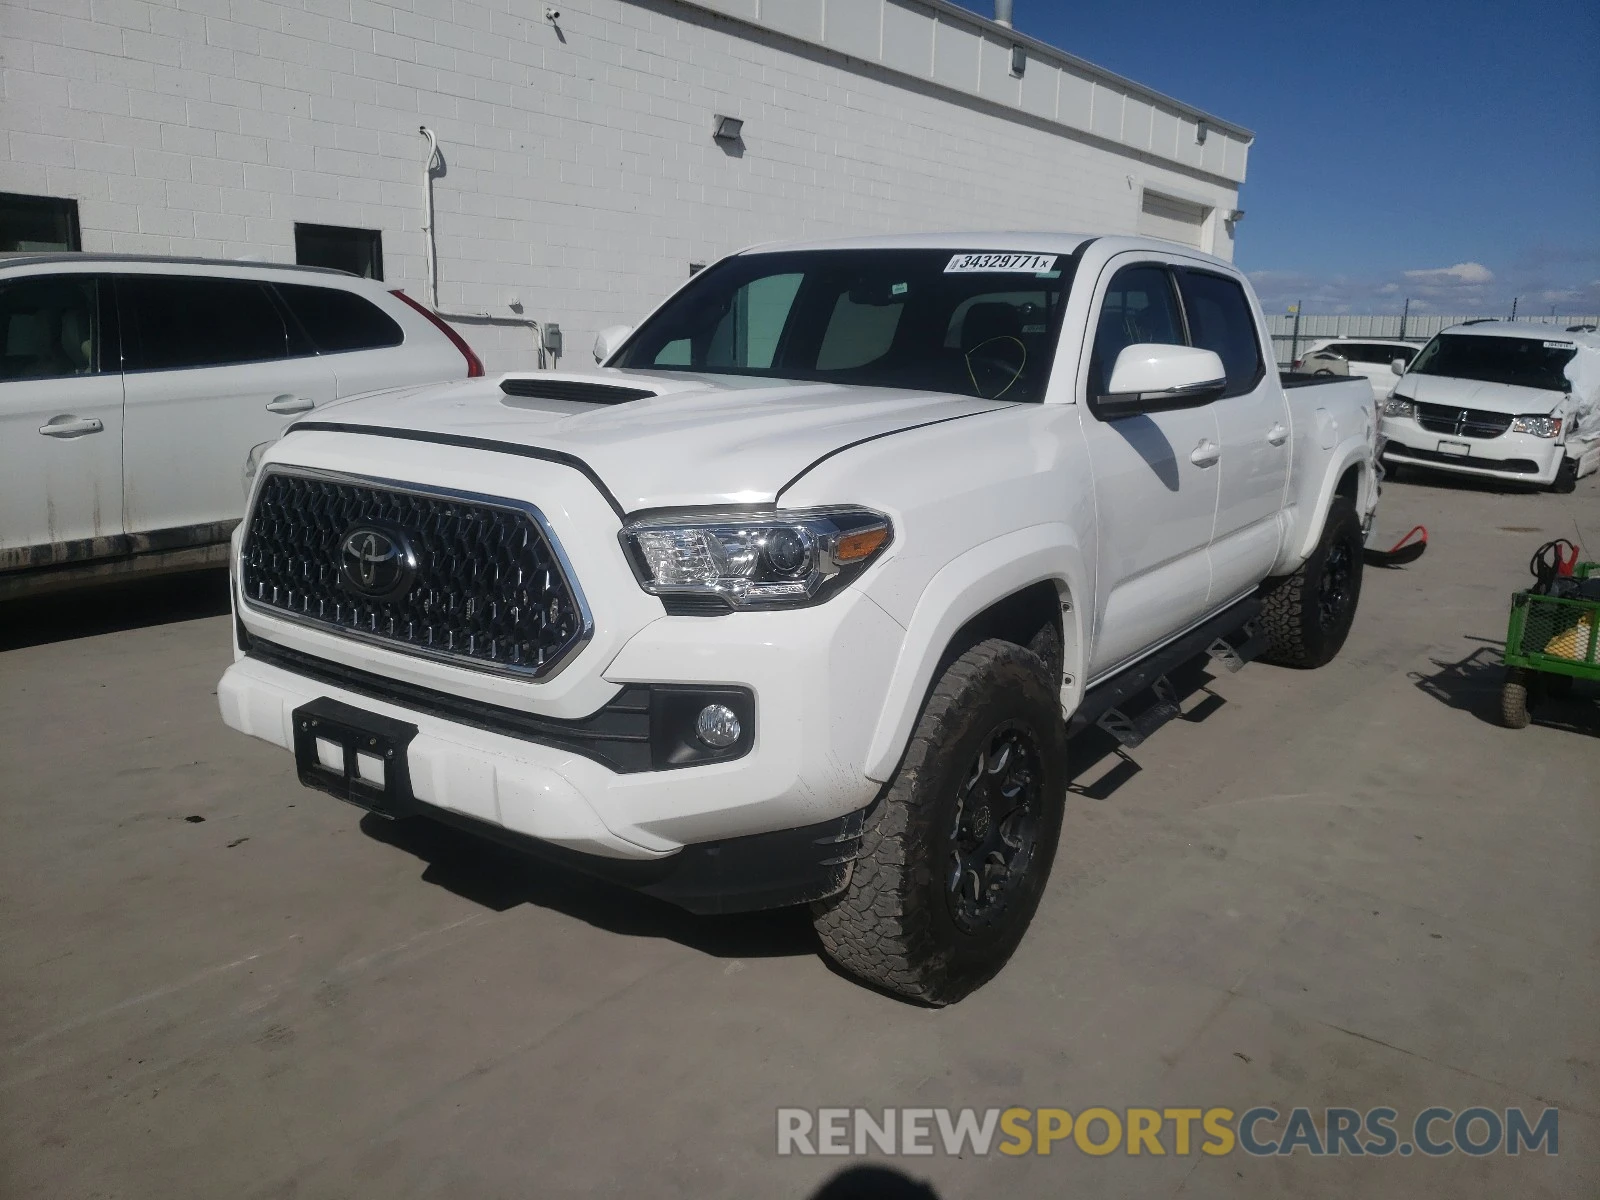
left=964, top=335, right=1028, bottom=400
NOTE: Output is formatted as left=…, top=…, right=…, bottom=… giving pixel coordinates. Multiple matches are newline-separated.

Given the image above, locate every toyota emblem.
left=338, top=524, right=418, bottom=602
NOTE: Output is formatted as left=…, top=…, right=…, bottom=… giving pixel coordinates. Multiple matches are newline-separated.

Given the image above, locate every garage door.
left=1138, top=191, right=1209, bottom=249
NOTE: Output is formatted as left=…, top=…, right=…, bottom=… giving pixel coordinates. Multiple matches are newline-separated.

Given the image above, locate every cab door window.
left=1088, top=265, right=1185, bottom=398
left=1174, top=270, right=1264, bottom=396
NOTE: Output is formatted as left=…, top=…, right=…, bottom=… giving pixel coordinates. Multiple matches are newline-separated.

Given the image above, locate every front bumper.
left=222, top=430, right=908, bottom=910
left=1379, top=416, right=1565, bottom=483
left=222, top=577, right=900, bottom=847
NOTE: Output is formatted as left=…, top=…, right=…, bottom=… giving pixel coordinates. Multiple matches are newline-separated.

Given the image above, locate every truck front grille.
left=241, top=469, right=589, bottom=678
left=1414, top=402, right=1514, bottom=439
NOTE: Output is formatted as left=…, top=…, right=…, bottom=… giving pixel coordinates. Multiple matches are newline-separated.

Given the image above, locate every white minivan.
left=1379, top=322, right=1600, bottom=492
left=0, top=254, right=484, bottom=599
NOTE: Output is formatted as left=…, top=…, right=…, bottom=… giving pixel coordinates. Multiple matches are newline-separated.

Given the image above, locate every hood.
left=1393, top=372, right=1565, bottom=415
left=302, top=370, right=1011, bottom=512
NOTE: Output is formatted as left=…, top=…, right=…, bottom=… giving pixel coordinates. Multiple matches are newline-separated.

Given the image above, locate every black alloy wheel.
left=1318, top=541, right=1355, bottom=632
left=945, top=724, right=1042, bottom=934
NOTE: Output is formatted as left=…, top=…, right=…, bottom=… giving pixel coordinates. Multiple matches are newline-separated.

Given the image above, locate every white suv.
left=0, top=254, right=485, bottom=599
left=1296, top=337, right=1420, bottom=397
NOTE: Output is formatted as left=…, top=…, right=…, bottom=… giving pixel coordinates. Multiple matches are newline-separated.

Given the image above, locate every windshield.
left=612, top=249, right=1076, bottom=402
left=1408, top=333, right=1577, bottom=392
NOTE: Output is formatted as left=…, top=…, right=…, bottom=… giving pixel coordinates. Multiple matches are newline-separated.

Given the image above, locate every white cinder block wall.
left=1, top=0, right=1250, bottom=370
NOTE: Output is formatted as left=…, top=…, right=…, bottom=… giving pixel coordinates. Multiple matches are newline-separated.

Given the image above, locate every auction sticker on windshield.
left=946, top=253, right=1058, bottom=274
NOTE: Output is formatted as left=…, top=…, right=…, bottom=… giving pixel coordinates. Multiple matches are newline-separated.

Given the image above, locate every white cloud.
left=1402, top=262, right=1495, bottom=287
left=1243, top=257, right=1599, bottom=318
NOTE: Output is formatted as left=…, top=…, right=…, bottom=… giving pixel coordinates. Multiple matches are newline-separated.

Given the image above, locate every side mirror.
left=1096, top=344, right=1227, bottom=418
left=593, top=324, right=633, bottom=365
left=1390, top=358, right=1406, bottom=376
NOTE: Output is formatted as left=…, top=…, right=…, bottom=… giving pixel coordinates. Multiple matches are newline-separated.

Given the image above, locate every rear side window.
left=118, top=275, right=289, bottom=371
left=1089, top=265, right=1186, bottom=397
left=1176, top=270, right=1264, bottom=396
left=275, top=283, right=404, bottom=353
left=0, top=274, right=101, bottom=381
left=703, top=272, right=804, bottom=369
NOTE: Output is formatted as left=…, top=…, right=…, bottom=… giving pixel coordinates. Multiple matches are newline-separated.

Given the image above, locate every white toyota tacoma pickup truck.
left=220, top=234, right=1378, bottom=1003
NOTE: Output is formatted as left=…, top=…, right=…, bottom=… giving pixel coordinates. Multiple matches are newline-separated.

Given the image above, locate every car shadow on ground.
left=358, top=653, right=1234, bottom=968
left=1384, top=469, right=1550, bottom=496
left=1411, top=641, right=1600, bottom=736
left=0, top=568, right=231, bottom=652
left=358, top=811, right=821, bottom=960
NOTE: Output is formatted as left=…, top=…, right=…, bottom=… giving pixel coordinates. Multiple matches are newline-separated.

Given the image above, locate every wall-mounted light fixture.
left=1195, top=120, right=1209, bottom=145
left=713, top=115, right=744, bottom=142
left=1227, top=209, right=1245, bottom=223
left=1010, top=46, right=1026, bottom=78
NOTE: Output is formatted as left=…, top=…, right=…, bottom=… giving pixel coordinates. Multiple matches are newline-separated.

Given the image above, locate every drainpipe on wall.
left=419, top=126, right=549, bottom=369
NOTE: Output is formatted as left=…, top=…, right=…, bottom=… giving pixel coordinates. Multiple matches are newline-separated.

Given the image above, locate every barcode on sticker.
left=945, top=253, right=1058, bottom=274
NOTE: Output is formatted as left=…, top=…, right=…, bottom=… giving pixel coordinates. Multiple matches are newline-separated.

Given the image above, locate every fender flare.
left=1277, top=436, right=1373, bottom=574
left=862, top=523, right=1090, bottom=782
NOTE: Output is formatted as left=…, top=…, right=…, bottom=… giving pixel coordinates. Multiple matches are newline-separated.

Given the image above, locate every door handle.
left=1267, top=423, right=1290, bottom=446
left=1190, top=439, right=1221, bottom=467
left=38, top=415, right=105, bottom=438
left=265, top=394, right=316, bottom=414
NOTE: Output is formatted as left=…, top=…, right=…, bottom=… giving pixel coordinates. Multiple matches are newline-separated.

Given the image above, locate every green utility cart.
left=1501, top=559, right=1600, bottom=728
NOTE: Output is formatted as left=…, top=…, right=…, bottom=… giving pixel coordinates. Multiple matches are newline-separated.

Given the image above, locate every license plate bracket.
left=1437, top=439, right=1471, bottom=457
left=291, top=697, right=419, bottom=818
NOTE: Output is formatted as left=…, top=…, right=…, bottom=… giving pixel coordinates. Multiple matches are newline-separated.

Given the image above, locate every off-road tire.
left=1551, top=456, right=1579, bottom=494
left=1259, top=496, right=1365, bottom=669
left=811, top=639, right=1066, bottom=1006
left=1500, top=668, right=1534, bottom=729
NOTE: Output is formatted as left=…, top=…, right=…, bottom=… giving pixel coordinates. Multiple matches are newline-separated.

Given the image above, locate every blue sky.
left=963, top=0, right=1600, bottom=317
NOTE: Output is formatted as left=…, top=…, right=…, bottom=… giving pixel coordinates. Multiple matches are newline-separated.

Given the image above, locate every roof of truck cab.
left=732, top=232, right=1239, bottom=272
left=735, top=232, right=1098, bottom=255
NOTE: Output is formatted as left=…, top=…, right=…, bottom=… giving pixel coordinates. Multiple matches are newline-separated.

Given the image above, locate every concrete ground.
left=2, top=472, right=1596, bottom=1200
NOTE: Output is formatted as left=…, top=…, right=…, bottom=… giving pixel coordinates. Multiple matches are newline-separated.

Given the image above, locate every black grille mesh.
left=1415, top=402, right=1513, bottom=439
left=242, top=472, right=584, bottom=675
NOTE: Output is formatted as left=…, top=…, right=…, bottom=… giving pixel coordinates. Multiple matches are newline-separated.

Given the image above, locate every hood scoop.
left=500, top=376, right=657, bottom=405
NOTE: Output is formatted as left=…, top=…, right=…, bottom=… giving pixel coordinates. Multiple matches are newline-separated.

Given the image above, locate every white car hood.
left=1393, top=373, right=1565, bottom=415
left=299, top=370, right=1013, bottom=512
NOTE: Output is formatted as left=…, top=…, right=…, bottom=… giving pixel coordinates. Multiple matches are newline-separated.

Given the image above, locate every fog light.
left=695, top=703, right=741, bottom=749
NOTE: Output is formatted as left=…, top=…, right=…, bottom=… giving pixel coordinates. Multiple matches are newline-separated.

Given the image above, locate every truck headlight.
left=1509, top=414, right=1562, bottom=439
left=621, top=508, right=892, bottom=611
left=1382, top=397, right=1415, bottom=419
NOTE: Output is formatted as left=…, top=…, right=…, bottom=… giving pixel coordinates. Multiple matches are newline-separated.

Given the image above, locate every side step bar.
left=1067, top=597, right=1264, bottom=741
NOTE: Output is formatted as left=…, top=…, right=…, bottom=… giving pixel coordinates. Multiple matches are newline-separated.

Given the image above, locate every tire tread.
left=811, top=639, right=1062, bottom=1005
